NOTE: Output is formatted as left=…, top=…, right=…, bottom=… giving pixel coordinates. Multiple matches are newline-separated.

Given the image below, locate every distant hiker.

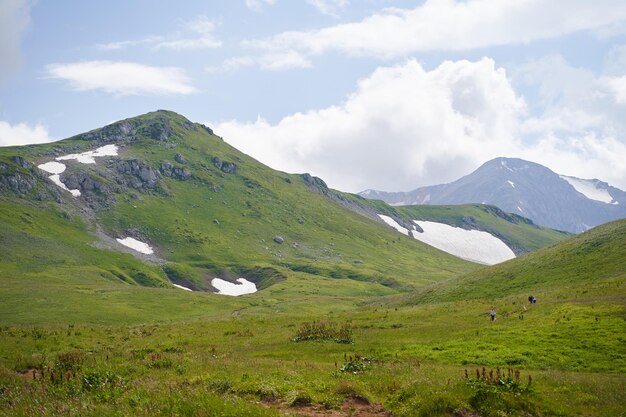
left=528, top=295, right=537, bottom=304
left=489, top=309, right=496, bottom=321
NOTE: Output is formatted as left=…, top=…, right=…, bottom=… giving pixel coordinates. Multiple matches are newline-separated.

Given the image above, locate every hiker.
left=528, top=295, right=537, bottom=304
left=489, top=309, right=496, bottom=321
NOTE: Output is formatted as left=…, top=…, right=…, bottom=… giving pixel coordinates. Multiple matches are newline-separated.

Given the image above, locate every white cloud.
left=605, top=75, right=626, bottom=104
left=154, top=16, right=222, bottom=50
left=215, top=58, right=525, bottom=192
left=242, top=0, right=626, bottom=64
left=246, top=0, right=276, bottom=12
left=214, top=57, right=626, bottom=193
left=513, top=55, right=626, bottom=188
left=44, top=61, right=196, bottom=96
left=0, top=120, right=52, bottom=147
left=0, top=0, right=31, bottom=82
left=210, top=49, right=311, bottom=72
left=307, top=0, right=349, bottom=17
left=97, top=15, right=221, bottom=51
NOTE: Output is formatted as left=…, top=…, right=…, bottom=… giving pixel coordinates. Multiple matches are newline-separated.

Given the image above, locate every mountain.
left=0, top=111, right=568, bottom=322
left=0, top=110, right=475, bottom=306
left=359, top=157, right=626, bottom=233
left=1, top=111, right=622, bottom=416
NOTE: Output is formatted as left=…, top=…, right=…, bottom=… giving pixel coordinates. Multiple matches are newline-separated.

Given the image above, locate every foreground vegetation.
left=0, top=112, right=623, bottom=415
left=0, top=291, right=624, bottom=416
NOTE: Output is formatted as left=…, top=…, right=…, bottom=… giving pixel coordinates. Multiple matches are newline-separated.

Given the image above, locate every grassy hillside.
left=1, top=111, right=623, bottom=416
left=0, top=110, right=479, bottom=325
left=407, top=218, right=626, bottom=304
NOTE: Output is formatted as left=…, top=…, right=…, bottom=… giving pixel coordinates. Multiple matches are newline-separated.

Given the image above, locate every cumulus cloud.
left=0, top=0, right=31, bottom=82
left=44, top=61, right=196, bottom=96
left=514, top=55, right=626, bottom=188
left=214, top=57, right=626, bottom=193
left=215, top=58, right=525, bottom=192
left=240, top=0, right=626, bottom=68
left=0, top=120, right=52, bottom=147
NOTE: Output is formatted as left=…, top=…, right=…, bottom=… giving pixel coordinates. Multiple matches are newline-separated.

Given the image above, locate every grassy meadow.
left=0, top=112, right=624, bottom=416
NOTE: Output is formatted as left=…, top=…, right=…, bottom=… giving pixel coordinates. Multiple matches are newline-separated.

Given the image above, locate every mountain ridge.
left=359, top=157, right=626, bottom=233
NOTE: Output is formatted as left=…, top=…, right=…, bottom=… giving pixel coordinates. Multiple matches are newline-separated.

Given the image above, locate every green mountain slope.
left=0, top=110, right=477, bottom=323
left=408, top=218, right=626, bottom=304
left=394, top=204, right=570, bottom=255
left=0, top=110, right=571, bottom=325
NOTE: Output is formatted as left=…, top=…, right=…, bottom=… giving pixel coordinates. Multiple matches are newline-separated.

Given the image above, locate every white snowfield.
left=56, top=144, right=118, bottom=164
left=508, top=180, right=515, bottom=188
left=172, top=283, right=193, bottom=291
left=560, top=175, right=617, bottom=205
left=379, top=214, right=410, bottom=235
left=37, top=145, right=119, bottom=197
left=211, top=278, right=257, bottom=296
left=412, top=221, right=515, bottom=265
left=377, top=214, right=515, bottom=265
left=37, top=161, right=66, bottom=174
left=116, top=237, right=154, bottom=255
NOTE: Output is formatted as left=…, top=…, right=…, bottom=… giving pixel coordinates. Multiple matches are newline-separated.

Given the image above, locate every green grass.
left=0, top=111, right=624, bottom=416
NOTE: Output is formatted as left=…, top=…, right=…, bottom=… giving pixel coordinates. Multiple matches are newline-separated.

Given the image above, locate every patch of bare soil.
left=285, top=398, right=392, bottom=416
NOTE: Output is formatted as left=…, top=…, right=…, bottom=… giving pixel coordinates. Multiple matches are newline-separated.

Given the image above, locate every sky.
left=1, top=0, right=626, bottom=193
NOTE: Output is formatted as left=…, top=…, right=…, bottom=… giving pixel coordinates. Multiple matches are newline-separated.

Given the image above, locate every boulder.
left=273, top=236, right=284, bottom=244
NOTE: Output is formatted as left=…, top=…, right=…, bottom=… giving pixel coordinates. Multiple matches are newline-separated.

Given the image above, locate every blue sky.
left=1, top=0, right=626, bottom=192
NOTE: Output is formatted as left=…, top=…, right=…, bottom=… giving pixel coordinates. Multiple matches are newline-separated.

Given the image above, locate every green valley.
left=0, top=111, right=623, bottom=416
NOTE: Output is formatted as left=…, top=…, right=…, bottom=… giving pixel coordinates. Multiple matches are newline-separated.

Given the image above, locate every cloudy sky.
left=1, top=0, right=626, bottom=192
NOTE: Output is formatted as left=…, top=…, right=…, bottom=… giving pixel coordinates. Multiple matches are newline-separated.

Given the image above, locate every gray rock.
left=273, top=236, right=284, bottom=244
left=212, top=157, right=239, bottom=174
left=174, top=153, right=187, bottom=164
left=113, top=159, right=160, bottom=188
left=354, top=259, right=364, bottom=264
left=10, top=156, right=30, bottom=168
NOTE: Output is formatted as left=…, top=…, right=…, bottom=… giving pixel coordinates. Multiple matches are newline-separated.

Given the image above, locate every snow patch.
left=412, top=220, right=515, bottom=265
left=517, top=206, right=523, bottom=213
left=38, top=161, right=66, bottom=174
left=172, top=283, right=193, bottom=292
left=38, top=161, right=81, bottom=197
left=211, top=278, right=257, bottom=296
left=116, top=237, right=154, bottom=254
left=508, top=180, right=515, bottom=188
left=56, top=144, right=118, bottom=164
left=378, top=214, right=409, bottom=235
left=560, top=176, right=615, bottom=204
left=501, top=160, right=513, bottom=172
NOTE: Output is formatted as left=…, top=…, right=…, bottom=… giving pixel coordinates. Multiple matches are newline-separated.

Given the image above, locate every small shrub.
left=285, top=390, right=312, bottom=407
left=55, top=350, right=85, bottom=372
left=81, top=369, right=125, bottom=392
left=339, top=355, right=371, bottom=374
left=207, top=378, right=232, bottom=394
left=292, top=321, right=353, bottom=344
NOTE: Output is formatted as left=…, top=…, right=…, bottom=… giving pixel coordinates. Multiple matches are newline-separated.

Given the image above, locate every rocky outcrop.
left=112, top=159, right=160, bottom=189
left=160, top=162, right=191, bottom=180
left=174, top=154, right=187, bottom=164
left=0, top=172, right=36, bottom=194
left=10, top=156, right=31, bottom=169
left=212, top=157, right=239, bottom=174
left=139, top=117, right=171, bottom=141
